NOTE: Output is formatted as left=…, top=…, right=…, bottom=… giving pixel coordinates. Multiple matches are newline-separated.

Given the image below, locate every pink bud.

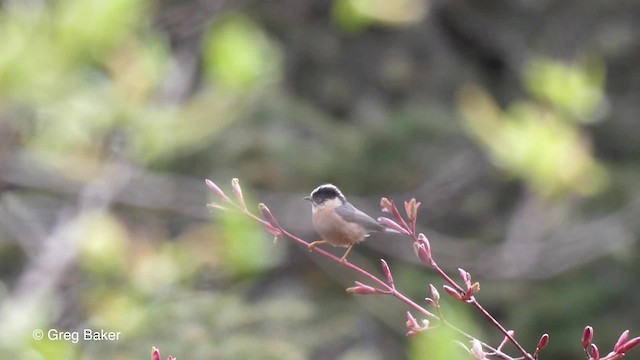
left=425, top=298, right=436, bottom=306
left=413, top=233, right=433, bottom=265
left=258, top=203, right=280, bottom=227
left=459, top=268, right=472, bottom=288
left=380, top=259, right=394, bottom=288
left=380, top=197, right=393, bottom=213
left=429, top=284, right=440, bottom=303
left=534, top=333, right=549, bottom=357
left=152, top=347, right=161, bottom=360
left=404, top=198, right=420, bottom=222
left=582, top=326, right=594, bottom=349
left=443, top=285, right=463, bottom=301
left=406, top=311, right=420, bottom=329
left=417, top=232, right=431, bottom=245
left=589, top=343, right=600, bottom=360
left=378, top=217, right=410, bottom=235
left=538, top=333, right=549, bottom=350
left=404, top=311, right=429, bottom=336
left=205, top=179, right=232, bottom=202
left=613, top=330, right=629, bottom=352
left=381, top=197, right=410, bottom=229
left=471, top=339, right=486, bottom=359
left=413, top=241, right=432, bottom=266
left=346, top=281, right=382, bottom=295
left=231, top=178, right=247, bottom=210
left=617, top=336, right=640, bottom=354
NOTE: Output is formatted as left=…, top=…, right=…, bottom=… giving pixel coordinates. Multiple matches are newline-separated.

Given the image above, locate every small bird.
left=304, top=184, right=385, bottom=262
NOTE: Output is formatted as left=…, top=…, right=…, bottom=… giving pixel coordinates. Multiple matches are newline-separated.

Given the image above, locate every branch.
left=205, top=178, right=640, bottom=360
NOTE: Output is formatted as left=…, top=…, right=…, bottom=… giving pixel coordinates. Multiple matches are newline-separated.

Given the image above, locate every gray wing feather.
left=335, top=203, right=384, bottom=232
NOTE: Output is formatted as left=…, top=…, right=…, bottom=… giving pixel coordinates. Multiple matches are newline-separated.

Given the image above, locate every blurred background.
left=0, top=0, right=639, bottom=359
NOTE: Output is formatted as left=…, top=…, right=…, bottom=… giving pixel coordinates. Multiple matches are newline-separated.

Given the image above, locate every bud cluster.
left=582, top=326, right=640, bottom=360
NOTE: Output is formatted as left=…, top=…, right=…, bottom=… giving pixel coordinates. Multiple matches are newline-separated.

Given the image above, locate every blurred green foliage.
left=76, top=212, right=129, bottom=277
left=524, top=58, right=606, bottom=122
left=31, top=336, right=77, bottom=360
left=0, top=0, right=147, bottom=101
left=333, top=0, right=427, bottom=32
left=409, top=305, right=480, bottom=360
left=459, top=84, right=607, bottom=198
left=0, top=0, right=265, bottom=171
left=220, top=211, right=284, bottom=277
left=203, top=13, right=282, bottom=91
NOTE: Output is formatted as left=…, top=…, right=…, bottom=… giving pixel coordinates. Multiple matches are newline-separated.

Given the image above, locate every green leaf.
left=220, top=210, right=283, bottom=277
left=524, top=57, right=606, bottom=122
left=203, top=14, right=282, bottom=91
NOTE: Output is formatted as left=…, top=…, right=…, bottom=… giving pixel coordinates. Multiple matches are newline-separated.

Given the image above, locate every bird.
left=304, top=184, right=385, bottom=262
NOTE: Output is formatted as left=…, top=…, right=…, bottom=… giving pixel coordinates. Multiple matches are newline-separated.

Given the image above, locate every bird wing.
left=335, top=202, right=384, bottom=232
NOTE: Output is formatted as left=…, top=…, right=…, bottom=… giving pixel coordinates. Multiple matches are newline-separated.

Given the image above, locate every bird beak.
left=303, top=196, right=311, bottom=201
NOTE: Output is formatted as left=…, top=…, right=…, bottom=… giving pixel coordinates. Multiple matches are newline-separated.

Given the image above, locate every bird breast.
left=312, top=206, right=369, bottom=247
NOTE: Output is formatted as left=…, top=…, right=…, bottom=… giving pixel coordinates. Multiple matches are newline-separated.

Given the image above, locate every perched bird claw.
left=308, top=240, right=327, bottom=252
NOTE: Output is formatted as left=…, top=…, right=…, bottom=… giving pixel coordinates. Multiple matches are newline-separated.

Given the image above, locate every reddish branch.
left=206, top=179, right=639, bottom=360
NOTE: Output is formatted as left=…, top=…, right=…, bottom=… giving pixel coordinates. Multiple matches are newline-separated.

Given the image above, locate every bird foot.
left=308, top=240, right=328, bottom=252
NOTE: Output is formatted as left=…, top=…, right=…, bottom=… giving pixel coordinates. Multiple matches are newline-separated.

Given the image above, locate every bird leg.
left=308, top=240, right=354, bottom=263
left=308, top=240, right=328, bottom=252
left=340, top=244, right=355, bottom=263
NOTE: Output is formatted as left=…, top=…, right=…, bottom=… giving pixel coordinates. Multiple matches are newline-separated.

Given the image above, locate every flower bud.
left=405, top=311, right=429, bottom=336
left=346, top=281, right=382, bottom=295
left=534, top=333, right=549, bottom=357
left=378, top=217, right=410, bottom=235
left=231, top=178, right=247, bottom=210
left=582, top=326, right=594, bottom=349
left=380, top=197, right=393, bottom=213
left=589, top=343, right=599, bottom=360
left=613, top=330, right=629, bottom=353
left=459, top=268, right=472, bottom=288
left=205, top=179, right=232, bottom=202
left=443, top=285, right=463, bottom=301
left=404, top=198, right=420, bottom=222
left=425, top=298, right=436, bottom=307
left=470, top=282, right=481, bottom=296
left=380, top=259, right=394, bottom=288
left=413, top=241, right=432, bottom=266
left=471, top=339, right=486, bottom=359
left=258, top=203, right=280, bottom=227
left=617, top=336, right=640, bottom=354
left=429, top=284, right=440, bottom=304
left=406, top=311, right=419, bottom=329
left=537, top=333, right=549, bottom=350
left=413, top=233, right=432, bottom=265
left=152, top=347, right=173, bottom=360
